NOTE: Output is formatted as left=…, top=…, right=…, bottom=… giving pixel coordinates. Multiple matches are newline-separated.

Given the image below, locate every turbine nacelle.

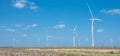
left=89, top=18, right=104, bottom=21
left=73, top=25, right=77, bottom=32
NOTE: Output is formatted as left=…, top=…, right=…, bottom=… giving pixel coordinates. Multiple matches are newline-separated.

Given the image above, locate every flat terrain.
left=0, top=47, right=120, bottom=56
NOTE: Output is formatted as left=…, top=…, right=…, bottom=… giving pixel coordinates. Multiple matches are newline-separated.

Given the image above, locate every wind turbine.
left=37, top=37, right=40, bottom=47
left=13, top=36, right=15, bottom=47
left=87, top=4, right=103, bottom=47
left=46, top=32, right=49, bottom=47
left=72, top=25, right=78, bottom=47
left=110, top=39, right=113, bottom=47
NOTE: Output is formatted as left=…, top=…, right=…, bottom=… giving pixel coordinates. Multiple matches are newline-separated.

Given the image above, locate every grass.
left=0, top=48, right=120, bottom=56
left=55, top=50, right=120, bottom=56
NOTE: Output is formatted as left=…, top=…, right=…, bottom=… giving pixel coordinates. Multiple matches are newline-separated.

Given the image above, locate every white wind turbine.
left=13, top=36, right=15, bottom=47
left=46, top=32, right=49, bottom=47
left=87, top=4, right=103, bottom=47
left=72, top=25, right=78, bottom=47
left=110, top=39, right=113, bottom=47
left=37, top=37, right=40, bottom=47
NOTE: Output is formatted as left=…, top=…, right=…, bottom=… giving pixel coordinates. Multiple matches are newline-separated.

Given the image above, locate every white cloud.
left=85, top=38, right=89, bottom=41
left=15, top=24, right=24, bottom=27
left=23, top=24, right=38, bottom=30
left=54, top=24, right=66, bottom=29
left=5, top=28, right=16, bottom=32
left=29, top=2, right=38, bottom=10
left=13, top=2, right=25, bottom=8
left=0, top=26, right=6, bottom=28
left=22, top=34, right=27, bottom=37
left=12, top=0, right=27, bottom=8
left=100, top=9, right=120, bottom=15
left=30, top=5, right=38, bottom=10
left=97, top=29, right=104, bottom=33
left=15, top=24, right=38, bottom=30
left=48, top=35, right=54, bottom=38
left=12, top=0, right=38, bottom=10
left=24, top=25, right=31, bottom=30
left=31, top=24, right=38, bottom=27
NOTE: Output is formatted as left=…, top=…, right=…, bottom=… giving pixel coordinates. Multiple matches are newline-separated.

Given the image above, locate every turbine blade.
left=73, top=25, right=77, bottom=32
left=94, top=18, right=104, bottom=21
left=89, top=18, right=104, bottom=21
left=87, top=4, right=94, bottom=20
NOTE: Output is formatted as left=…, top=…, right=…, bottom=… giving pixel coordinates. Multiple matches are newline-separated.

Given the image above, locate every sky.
left=0, top=0, right=120, bottom=47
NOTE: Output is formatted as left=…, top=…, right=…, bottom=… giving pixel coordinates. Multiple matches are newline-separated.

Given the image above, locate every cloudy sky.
left=0, top=0, right=120, bottom=47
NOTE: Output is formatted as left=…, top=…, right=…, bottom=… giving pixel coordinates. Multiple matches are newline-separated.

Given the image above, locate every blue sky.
left=0, top=0, right=120, bottom=47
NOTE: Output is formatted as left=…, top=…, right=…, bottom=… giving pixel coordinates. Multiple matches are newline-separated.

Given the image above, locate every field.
left=0, top=47, right=120, bottom=56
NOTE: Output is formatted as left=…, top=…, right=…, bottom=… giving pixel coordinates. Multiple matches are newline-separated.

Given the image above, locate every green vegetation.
left=0, top=48, right=120, bottom=56
left=55, top=50, right=120, bottom=56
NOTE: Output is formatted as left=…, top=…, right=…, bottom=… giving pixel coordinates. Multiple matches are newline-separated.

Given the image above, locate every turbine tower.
left=72, top=25, right=78, bottom=47
left=46, top=32, right=49, bottom=47
left=13, top=36, right=15, bottom=47
left=87, top=4, right=103, bottom=47
left=110, top=39, right=113, bottom=47
left=37, top=37, right=40, bottom=47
